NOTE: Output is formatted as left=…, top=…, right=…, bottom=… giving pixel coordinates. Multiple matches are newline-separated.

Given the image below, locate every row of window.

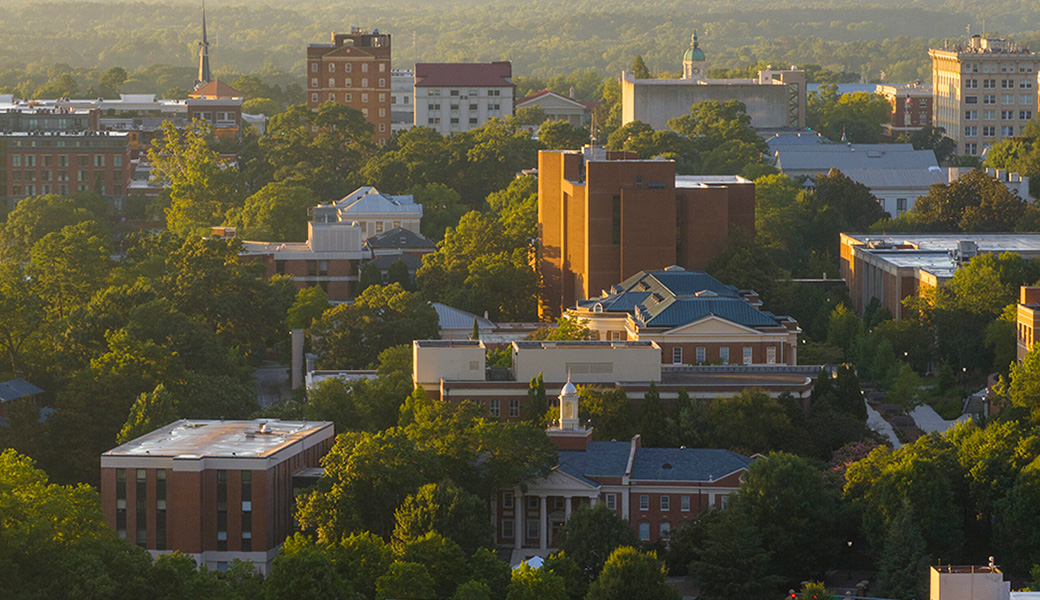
left=965, top=110, right=1034, bottom=120
left=312, top=61, right=386, bottom=73
left=116, top=469, right=167, bottom=549
left=489, top=399, right=520, bottom=418
left=11, top=154, right=122, bottom=167
left=314, top=77, right=387, bottom=89
left=10, top=169, right=121, bottom=182
left=671, top=346, right=778, bottom=365
left=11, top=183, right=118, bottom=197
left=216, top=470, right=253, bottom=552
left=4, top=139, right=126, bottom=149
left=964, top=126, right=1018, bottom=137
left=965, top=94, right=1035, bottom=105
left=964, top=79, right=1034, bottom=89
left=878, top=198, right=909, bottom=215
left=427, top=88, right=503, bottom=97
left=962, top=62, right=1035, bottom=74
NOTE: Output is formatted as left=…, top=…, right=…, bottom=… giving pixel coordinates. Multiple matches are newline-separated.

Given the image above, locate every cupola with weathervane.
left=546, top=378, right=593, bottom=451
left=682, top=31, right=707, bottom=81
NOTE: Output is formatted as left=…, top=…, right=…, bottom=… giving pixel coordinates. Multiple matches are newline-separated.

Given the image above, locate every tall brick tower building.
left=307, top=27, right=392, bottom=145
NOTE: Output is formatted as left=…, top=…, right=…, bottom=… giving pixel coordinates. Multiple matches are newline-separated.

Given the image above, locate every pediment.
left=658, top=314, right=766, bottom=336
left=527, top=466, right=600, bottom=494
left=321, top=45, right=376, bottom=59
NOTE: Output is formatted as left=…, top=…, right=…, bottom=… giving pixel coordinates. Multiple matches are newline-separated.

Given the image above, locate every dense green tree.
left=117, top=384, right=178, bottom=444
left=398, top=532, right=470, bottom=599
left=909, top=125, right=957, bottom=165
left=28, top=221, right=112, bottom=319
left=393, top=480, right=494, bottom=553
left=527, top=373, right=548, bottom=423
left=226, top=181, right=317, bottom=241
left=335, top=531, right=392, bottom=600
left=689, top=507, right=782, bottom=600
left=387, top=258, right=412, bottom=290
left=911, top=169, right=1030, bottom=232
left=467, top=547, right=513, bottom=600
left=586, top=546, right=678, bottom=600
left=506, top=563, right=568, bottom=600
left=557, top=503, right=640, bottom=578
left=453, top=581, right=492, bottom=600
left=311, top=283, right=439, bottom=369
left=286, top=285, right=331, bottom=330
left=0, top=263, right=44, bottom=375
left=579, top=387, right=635, bottom=442
left=538, top=119, right=590, bottom=150
left=877, top=502, right=931, bottom=600
left=375, top=562, right=436, bottom=600
left=0, top=193, right=100, bottom=261
left=631, top=55, right=652, bottom=79
left=407, top=183, right=468, bottom=242
left=809, top=87, right=891, bottom=143
left=638, top=382, right=669, bottom=447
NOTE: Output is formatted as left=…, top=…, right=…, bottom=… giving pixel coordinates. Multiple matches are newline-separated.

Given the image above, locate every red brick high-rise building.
left=307, top=27, right=392, bottom=145
left=538, top=147, right=755, bottom=319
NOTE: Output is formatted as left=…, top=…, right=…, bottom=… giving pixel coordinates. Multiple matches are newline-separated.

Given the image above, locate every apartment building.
left=413, top=62, right=514, bottom=135
left=877, top=82, right=934, bottom=140
left=100, top=419, right=335, bottom=573
left=307, top=27, right=392, bottom=145
left=930, top=35, right=1039, bottom=157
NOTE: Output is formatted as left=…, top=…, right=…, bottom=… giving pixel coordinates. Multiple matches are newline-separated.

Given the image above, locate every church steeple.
left=196, top=3, right=212, bottom=89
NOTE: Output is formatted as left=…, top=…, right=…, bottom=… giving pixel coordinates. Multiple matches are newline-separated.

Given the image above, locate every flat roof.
left=513, top=340, right=657, bottom=349
left=675, top=175, right=751, bottom=187
left=845, top=233, right=1040, bottom=277
left=103, top=419, right=332, bottom=459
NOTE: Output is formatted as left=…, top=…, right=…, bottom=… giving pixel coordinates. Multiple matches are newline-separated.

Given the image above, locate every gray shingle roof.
left=558, top=441, right=752, bottom=483
left=0, top=379, right=43, bottom=402
left=432, top=302, right=495, bottom=330
left=364, top=226, right=436, bottom=250
left=839, top=167, right=947, bottom=190
left=775, top=145, right=938, bottom=173
left=368, top=253, right=423, bottom=271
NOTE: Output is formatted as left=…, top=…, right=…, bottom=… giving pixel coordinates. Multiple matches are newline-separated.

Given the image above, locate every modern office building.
left=496, top=383, right=752, bottom=562
left=929, top=34, right=1040, bottom=157
left=622, top=33, right=806, bottom=130
left=538, top=146, right=755, bottom=319
left=840, top=233, right=1040, bottom=319
left=569, top=267, right=800, bottom=366
left=100, top=419, right=335, bottom=573
left=413, top=61, right=514, bottom=135
left=307, top=27, right=392, bottom=145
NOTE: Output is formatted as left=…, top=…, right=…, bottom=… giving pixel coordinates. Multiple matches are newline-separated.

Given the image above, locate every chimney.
left=1021, top=286, right=1040, bottom=305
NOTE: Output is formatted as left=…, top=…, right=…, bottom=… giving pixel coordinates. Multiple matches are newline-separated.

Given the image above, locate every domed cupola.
left=683, top=31, right=707, bottom=80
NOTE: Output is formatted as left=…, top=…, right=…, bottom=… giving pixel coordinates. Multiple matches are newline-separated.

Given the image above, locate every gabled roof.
left=367, top=252, right=423, bottom=271
left=432, top=302, right=496, bottom=331
left=364, top=226, right=435, bottom=251
left=328, top=186, right=422, bottom=216
left=516, top=89, right=593, bottom=110
left=557, top=441, right=632, bottom=481
left=576, top=267, right=788, bottom=330
left=188, top=79, right=244, bottom=99
left=839, top=167, right=947, bottom=190
left=775, top=144, right=939, bottom=173
left=0, top=379, right=44, bottom=402
left=415, top=61, right=514, bottom=88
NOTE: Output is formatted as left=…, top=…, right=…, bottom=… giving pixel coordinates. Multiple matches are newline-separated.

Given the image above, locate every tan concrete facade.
left=1017, top=286, right=1040, bottom=363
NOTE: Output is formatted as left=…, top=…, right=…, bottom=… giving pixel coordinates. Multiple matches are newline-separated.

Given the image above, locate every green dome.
left=683, top=32, right=705, bottom=62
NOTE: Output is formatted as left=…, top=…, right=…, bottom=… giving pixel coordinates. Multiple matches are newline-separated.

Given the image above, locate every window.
left=1002, top=126, right=1016, bottom=136
left=509, top=399, right=519, bottom=418
left=766, top=347, right=777, bottom=364
left=379, top=93, right=386, bottom=102
left=345, top=93, right=352, bottom=102
left=345, top=78, right=352, bottom=87
left=311, top=63, right=318, bottom=72
left=379, top=63, right=386, bottom=72
left=672, top=347, right=682, bottom=365
left=966, top=142, right=978, bottom=155
left=1022, top=80, right=1034, bottom=89
left=610, top=330, right=622, bottom=341
left=328, top=78, right=335, bottom=87
left=217, top=470, right=227, bottom=551
left=526, top=520, right=539, bottom=539
left=964, top=79, right=977, bottom=89
left=660, top=495, right=670, bottom=510
left=965, top=96, right=978, bottom=104
left=346, top=63, right=352, bottom=73
left=965, top=110, right=977, bottom=120
left=450, top=117, right=459, bottom=124
left=362, top=93, right=369, bottom=102
left=362, top=78, right=368, bottom=87
left=983, top=95, right=997, bottom=105
left=965, top=126, right=978, bottom=137
left=1003, top=79, right=1015, bottom=88
left=529, top=496, right=539, bottom=509
left=983, top=126, right=996, bottom=137
left=660, top=522, right=671, bottom=540
left=113, top=155, right=122, bottom=167
left=720, top=347, right=730, bottom=364
left=605, top=494, right=617, bottom=510
left=1002, top=94, right=1015, bottom=105
left=983, top=79, right=996, bottom=89
left=639, top=495, right=649, bottom=510
left=328, top=93, right=336, bottom=102
left=638, top=522, right=650, bottom=541
left=897, top=198, right=907, bottom=214
left=311, top=78, right=318, bottom=88
left=329, top=63, right=335, bottom=72
left=1022, top=95, right=1034, bottom=105
left=136, top=469, right=147, bottom=547
left=742, top=346, right=753, bottom=365
left=312, top=93, right=318, bottom=103
left=501, top=519, right=514, bottom=538
left=469, top=117, right=478, bottom=125
left=681, top=495, right=691, bottom=511
left=156, top=469, right=166, bottom=550
left=1022, top=110, right=1034, bottom=120
left=241, top=471, right=252, bottom=552
left=503, top=491, right=513, bottom=508
left=362, top=63, right=368, bottom=73
left=696, top=347, right=706, bottom=362
left=469, top=103, right=478, bottom=111
left=490, top=399, right=500, bottom=417
left=10, top=155, right=20, bottom=167
left=23, top=155, right=35, bottom=167
left=116, top=469, right=127, bottom=539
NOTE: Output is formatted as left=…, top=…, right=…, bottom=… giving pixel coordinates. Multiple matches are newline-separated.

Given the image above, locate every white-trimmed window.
left=639, top=495, right=649, bottom=510
left=766, top=347, right=777, bottom=365
left=672, top=347, right=682, bottom=364
left=509, top=399, right=520, bottom=418
left=638, top=522, right=650, bottom=541
left=742, top=347, right=752, bottom=365
left=501, top=518, right=514, bottom=538
left=503, top=491, right=513, bottom=508
left=720, top=347, right=730, bottom=364
left=605, top=493, right=617, bottom=510
left=695, top=347, right=706, bottom=362
left=659, top=522, right=671, bottom=540
left=526, top=519, right=538, bottom=539
left=490, top=400, right=500, bottom=418
left=660, top=495, right=670, bottom=511
left=681, top=495, right=691, bottom=511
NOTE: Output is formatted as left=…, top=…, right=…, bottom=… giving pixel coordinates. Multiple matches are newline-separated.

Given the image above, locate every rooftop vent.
left=695, top=290, right=719, bottom=297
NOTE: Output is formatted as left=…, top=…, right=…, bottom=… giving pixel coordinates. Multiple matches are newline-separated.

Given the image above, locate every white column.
left=539, top=495, right=548, bottom=551
left=564, top=495, right=572, bottom=521
left=515, top=493, right=522, bottom=550
left=590, top=493, right=599, bottom=507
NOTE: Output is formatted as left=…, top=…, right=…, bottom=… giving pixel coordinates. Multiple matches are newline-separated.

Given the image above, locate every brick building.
left=100, top=419, right=334, bottom=573
left=498, top=383, right=751, bottom=563
left=877, top=82, right=933, bottom=141
left=538, top=146, right=755, bottom=319
left=570, top=267, right=800, bottom=366
left=307, top=27, right=392, bottom=145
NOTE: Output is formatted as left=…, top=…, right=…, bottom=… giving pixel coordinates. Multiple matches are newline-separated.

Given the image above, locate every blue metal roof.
left=630, top=448, right=751, bottom=481
left=643, top=297, right=781, bottom=328
left=0, top=379, right=43, bottom=402
left=558, top=441, right=632, bottom=481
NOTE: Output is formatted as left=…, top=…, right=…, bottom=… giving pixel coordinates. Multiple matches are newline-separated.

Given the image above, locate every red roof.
left=414, top=61, right=514, bottom=88
left=189, top=79, right=244, bottom=99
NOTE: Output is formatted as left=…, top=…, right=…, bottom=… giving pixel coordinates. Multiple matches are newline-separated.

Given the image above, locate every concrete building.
left=569, top=267, right=800, bottom=366
left=622, top=33, right=806, bottom=130
left=307, top=27, right=392, bottom=145
left=877, top=82, right=934, bottom=141
left=311, top=186, right=422, bottom=240
left=241, top=221, right=367, bottom=301
left=538, top=146, right=755, bottom=319
left=840, top=233, right=1040, bottom=319
left=930, top=564, right=1010, bottom=600
left=100, top=419, right=335, bottom=574
left=516, top=90, right=594, bottom=127
left=413, top=62, right=514, bottom=135
left=930, top=35, right=1039, bottom=157
left=412, top=339, right=821, bottom=420
left=497, top=383, right=751, bottom=562
left=390, top=70, right=414, bottom=132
